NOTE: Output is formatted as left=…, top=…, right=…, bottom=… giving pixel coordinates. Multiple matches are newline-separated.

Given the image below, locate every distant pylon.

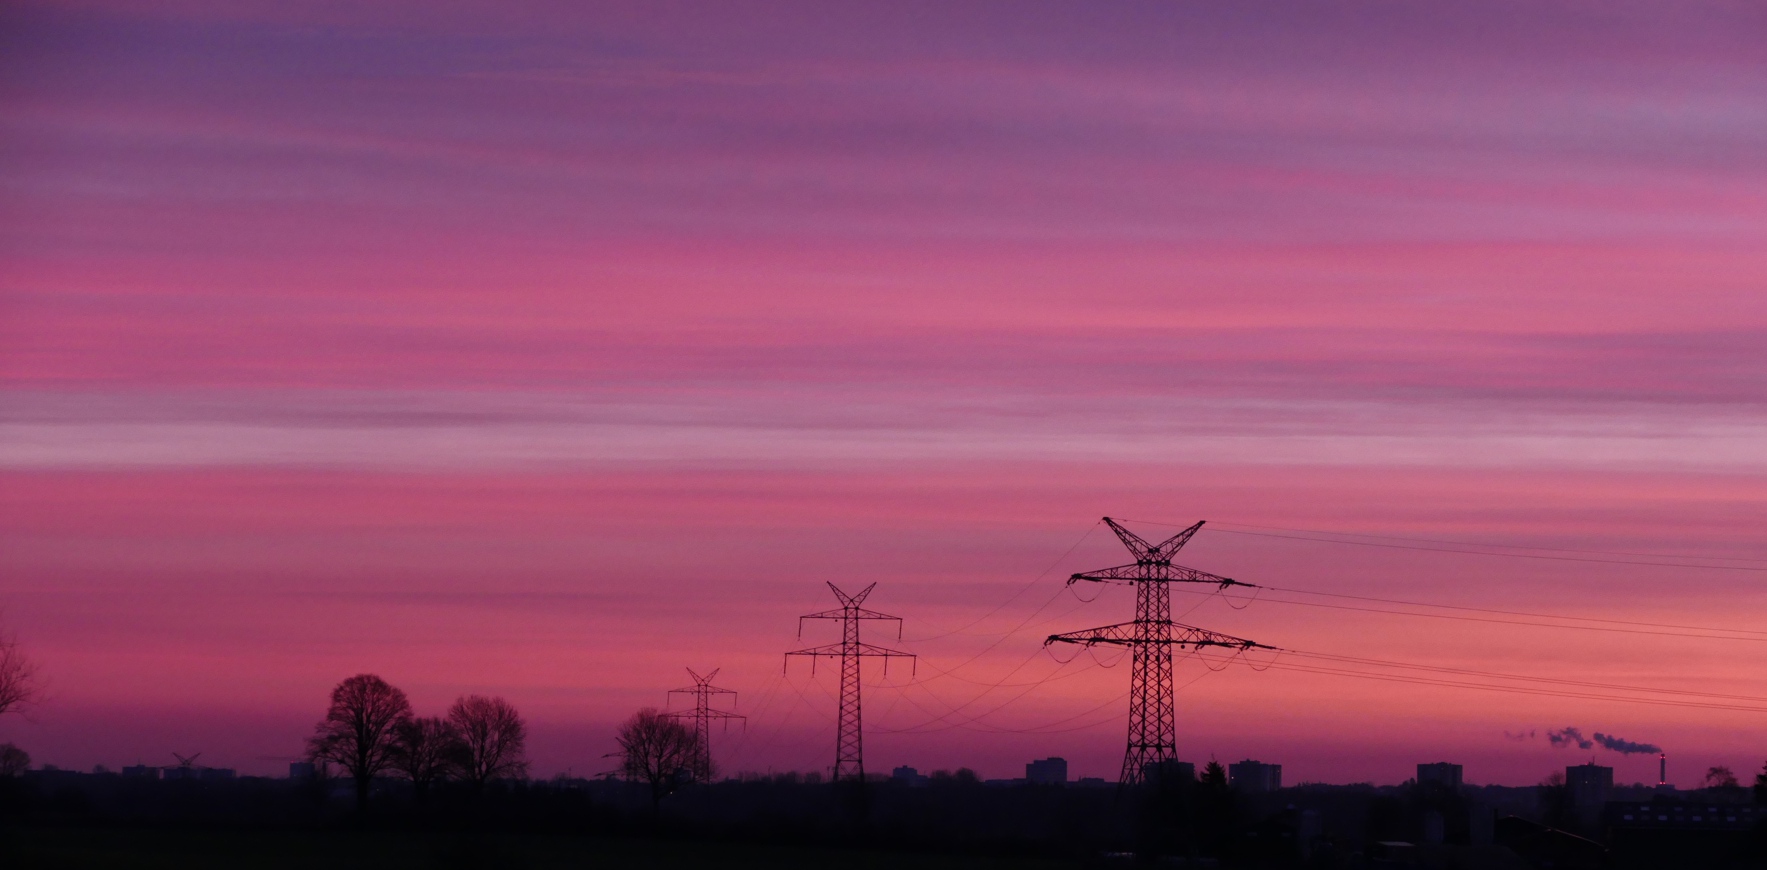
left=664, top=667, right=744, bottom=783
left=1046, top=518, right=1272, bottom=786
left=785, top=583, right=915, bottom=782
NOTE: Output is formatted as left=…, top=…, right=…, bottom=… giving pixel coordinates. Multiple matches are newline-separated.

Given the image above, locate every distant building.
left=200, top=767, right=236, bottom=782
left=1605, top=802, right=1759, bottom=831
left=890, top=765, right=928, bottom=787
left=162, top=766, right=197, bottom=781
left=288, top=762, right=317, bottom=780
left=1417, top=762, right=1463, bottom=790
left=121, top=765, right=159, bottom=780
left=1228, top=759, right=1281, bottom=793
left=1026, top=757, right=1068, bottom=785
left=1566, top=763, right=1614, bottom=826
left=1075, top=776, right=1110, bottom=788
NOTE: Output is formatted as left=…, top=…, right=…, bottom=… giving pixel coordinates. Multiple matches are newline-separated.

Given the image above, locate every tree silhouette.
left=0, top=743, right=28, bottom=777
left=448, top=694, right=528, bottom=791
left=0, top=622, right=40, bottom=718
left=1200, top=760, right=1228, bottom=789
left=1704, top=765, right=1739, bottom=789
left=307, top=674, right=412, bottom=809
left=617, top=707, right=696, bottom=813
left=1754, top=762, right=1767, bottom=805
left=390, top=716, right=462, bottom=800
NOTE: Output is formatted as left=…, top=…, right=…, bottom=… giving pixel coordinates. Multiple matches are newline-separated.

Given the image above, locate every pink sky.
left=3, top=1, right=1766, bottom=785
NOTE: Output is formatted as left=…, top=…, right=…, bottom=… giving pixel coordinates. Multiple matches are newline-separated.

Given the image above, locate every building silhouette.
left=1566, top=762, right=1614, bottom=828
left=1417, top=761, right=1463, bottom=790
left=1228, top=759, right=1281, bottom=793
left=890, top=765, right=928, bottom=787
left=1025, top=757, right=1068, bottom=785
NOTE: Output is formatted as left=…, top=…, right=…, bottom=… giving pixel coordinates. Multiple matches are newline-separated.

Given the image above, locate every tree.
left=1754, top=762, right=1767, bottom=805
left=1200, top=760, right=1228, bottom=789
left=1538, top=770, right=1570, bottom=829
left=390, top=716, right=462, bottom=800
left=1705, top=765, right=1739, bottom=789
left=307, top=674, right=412, bottom=809
left=617, top=707, right=696, bottom=812
left=0, top=623, right=41, bottom=718
left=1193, top=759, right=1239, bottom=857
left=448, top=695, right=528, bottom=791
left=0, top=743, right=28, bottom=777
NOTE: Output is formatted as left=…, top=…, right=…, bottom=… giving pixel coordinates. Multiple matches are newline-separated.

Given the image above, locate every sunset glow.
left=3, top=1, right=1765, bottom=790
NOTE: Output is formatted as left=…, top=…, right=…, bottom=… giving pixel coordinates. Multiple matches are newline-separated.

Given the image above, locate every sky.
left=2, top=1, right=1766, bottom=786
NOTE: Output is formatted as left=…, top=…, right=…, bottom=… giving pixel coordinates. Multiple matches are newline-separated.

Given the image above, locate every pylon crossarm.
left=1069, top=563, right=1242, bottom=587
left=670, top=684, right=737, bottom=695
left=1045, top=621, right=1269, bottom=650
left=787, top=642, right=913, bottom=658
left=1103, top=517, right=1158, bottom=558
left=827, top=581, right=876, bottom=607
left=799, top=606, right=903, bottom=621
left=664, top=706, right=743, bottom=719
left=1102, top=517, right=1204, bottom=562
left=1147, top=520, right=1206, bottom=561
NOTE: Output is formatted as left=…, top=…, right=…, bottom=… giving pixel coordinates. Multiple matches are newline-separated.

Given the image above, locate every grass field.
left=4, top=827, right=1092, bottom=870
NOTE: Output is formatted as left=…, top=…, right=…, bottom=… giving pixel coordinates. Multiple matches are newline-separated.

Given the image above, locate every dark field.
left=5, top=827, right=1087, bottom=870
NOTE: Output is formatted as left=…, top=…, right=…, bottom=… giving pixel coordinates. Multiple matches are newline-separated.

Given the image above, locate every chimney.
left=1658, top=753, right=1667, bottom=788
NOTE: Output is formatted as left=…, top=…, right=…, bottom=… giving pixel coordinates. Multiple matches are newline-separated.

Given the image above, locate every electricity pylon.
left=785, top=582, right=915, bottom=783
left=665, top=667, right=744, bottom=783
left=1046, top=518, right=1272, bottom=786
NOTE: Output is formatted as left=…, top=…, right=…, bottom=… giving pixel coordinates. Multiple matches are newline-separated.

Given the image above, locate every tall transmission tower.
left=665, top=667, right=745, bottom=783
left=1046, top=518, right=1272, bottom=786
left=785, top=582, right=915, bottom=783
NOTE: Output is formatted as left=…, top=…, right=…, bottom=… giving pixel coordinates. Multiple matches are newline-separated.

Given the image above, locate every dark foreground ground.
left=6, top=826, right=1087, bottom=870
left=6, top=772, right=1765, bottom=868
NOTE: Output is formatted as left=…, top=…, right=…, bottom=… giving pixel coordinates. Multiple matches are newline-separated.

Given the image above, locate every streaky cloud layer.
left=1, top=0, right=1764, bottom=784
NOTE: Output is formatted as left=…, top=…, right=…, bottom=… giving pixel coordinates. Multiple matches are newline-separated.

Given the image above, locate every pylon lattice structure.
left=1046, top=518, right=1272, bottom=786
left=664, top=667, right=745, bottom=783
left=785, top=582, right=915, bottom=783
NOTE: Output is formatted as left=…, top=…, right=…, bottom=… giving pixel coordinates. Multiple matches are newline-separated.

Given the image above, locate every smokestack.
left=1658, top=753, right=1667, bottom=788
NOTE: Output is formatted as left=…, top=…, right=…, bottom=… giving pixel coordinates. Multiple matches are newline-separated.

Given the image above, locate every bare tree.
left=617, top=707, right=696, bottom=812
left=1705, top=765, right=1739, bottom=789
left=307, top=674, right=412, bottom=809
left=390, top=716, right=462, bottom=800
left=0, top=623, right=41, bottom=718
left=448, top=694, right=528, bottom=791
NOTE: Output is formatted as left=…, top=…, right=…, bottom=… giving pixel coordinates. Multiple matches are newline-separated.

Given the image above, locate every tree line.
left=307, top=674, right=527, bottom=808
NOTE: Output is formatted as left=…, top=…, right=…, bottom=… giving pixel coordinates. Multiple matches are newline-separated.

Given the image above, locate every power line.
left=1259, top=585, right=1767, bottom=638
left=1207, top=521, right=1767, bottom=565
left=1282, top=649, right=1767, bottom=705
left=902, top=521, right=1100, bottom=642
left=1204, top=526, right=1767, bottom=573
left=1168, top=586, right=1767, bottom=643
left=873, top=645, right=1064, bottom=732
left=1259, top=661, right=1767, bottom=714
